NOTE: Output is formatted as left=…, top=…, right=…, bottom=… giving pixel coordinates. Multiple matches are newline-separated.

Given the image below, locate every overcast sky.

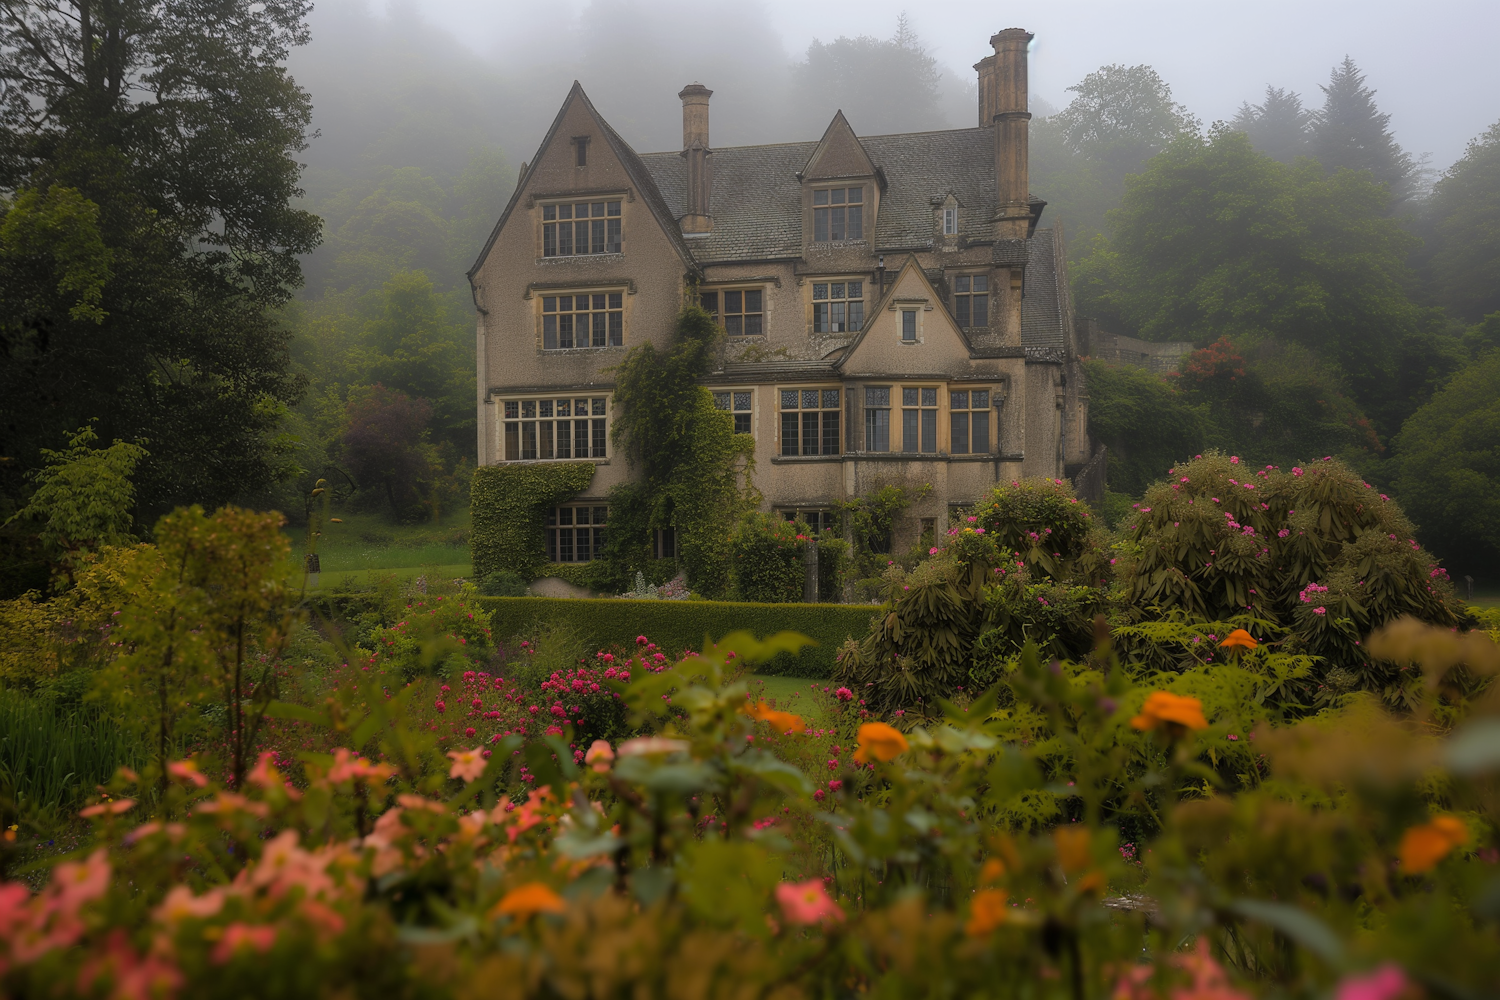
left=370, top=0, right=1500, bottom=170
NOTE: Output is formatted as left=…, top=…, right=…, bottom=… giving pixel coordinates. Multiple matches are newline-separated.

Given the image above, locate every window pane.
left=813, top=303, right=828, bottom=332
left=921, top=387, right=937, bottom=407
left=847, top=186, right=862, bottom=203
left=865, top=386, right=889, bottom=407
left=735, top=413, right=751, bottom=434
left=951, top=412, right=969, bottom=454
left=814, top=208, right=828, bottom=242
left=971, top=412, right=990, bottom=453
left=505, top=422, right=518, bottom=460
left=558, top=313, right=573, bottom=348
left=902, top=311, right=916, bottom=341
left=592, top=202, right=605, bottom=218
left=592, top=397, right=606, bottom=416
left=822, top=389, right=840, bottom=409
left=902, top=409, right=919, bottom=453
left=546, top=528, right=557, bottom=562
left=973, top=293, right=988, bottom=327
left=973, top=390, right=990, bottom=408
left=543, top=205, right=557, bottom=221
left=745, top=290, right=762, bottom=312
left=812, top=283, right=828, bottom=300
left=609, top=312, right=623, bottom=346
left=594, top=507, right=607, bottom=524
left=848, top=204, right=862, bottom=239
left=607, top=201, right=621, bottom=216
left=745, top=314, right=762, bottom=335
left=802, top=389, right=819, bottom=409
left=830, top=205, right=844, bottom=241
left=781, top=390, right=798, bottom=409
left=830, top=188, right=845, bottom=205
left=713, top=391, right=731, bottom=410
left=540, top=400, right=553, bottom=418
left=922, top=408, right=937, bottom=453
left=700, top=291, right=717, bottom=313
left=813, top=189, right=829, bottom=206
left=848, top=281, right=862, bottom=298
left=955, top=275, right=970, bottom=293
left=592, top=219, right=605, bottom=252
left=822, top=411, right=839, bottom=455
left=559, top=222, right=572, bottom=255
left=522, top=421, right=537, bottom=459
left=734, top=391, right=752, bottom=411
left=522, top=400, right=536, bottom=418
left=973, top=274, right=988, bottom=292
left=725, top=290, right=741, bottom=313
left=725, top=315, right=742, bottom=336
left=576, top=528, right=591, bottom=562
left=557, top=295, right=572, bottom=311
left=576, top=506, right=591, bottom=525
left=576, top=220, right=590, bottom=253
left=831, top=283, right=845, bottom=299
left=543, top=315, right=558, bottom=350
left=951, top=391, right=968, bottom=409
left=609, top=292, right=622, bottom=309
left=592, top=312, right=607, bottom=347
left=556, top=421, right=571, bottom=459
left=848, top=302, right=864, bottom=330
left=592, top=418, right=606, bottom=456
left=802, top=412, right=819, bottom=455
left=540, top=421, right=554, bottom=459
left=543, top=224, right=557, bottom=256
left=592, top=293, right=606, bottom=310
left=902, top=387, right=918, bottom=406
left=575, top=421, right=589, bottom=458
left=956, top=296, right=970, bottom=327
left=866, top=408, right=889, bottom=451
left=504, top=401, right=518, bottom=419
left=560, top=528, right=573, bottom=562
left=781, top=412, right=798, bottom=456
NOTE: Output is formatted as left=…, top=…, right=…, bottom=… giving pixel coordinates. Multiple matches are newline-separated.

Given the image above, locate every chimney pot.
left=989, top=28, right=1034, bottom=240
left=679, top=84, right=714, bottom=233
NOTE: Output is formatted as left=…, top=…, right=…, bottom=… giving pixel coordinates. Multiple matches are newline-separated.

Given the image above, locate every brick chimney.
left=679, top=83, right=713, bottom=234
left=987, top=29, right=1033, bottom=240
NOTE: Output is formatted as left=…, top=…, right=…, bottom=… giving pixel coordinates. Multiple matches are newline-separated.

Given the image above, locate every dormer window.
left=813, top=187, right=863, bottom=242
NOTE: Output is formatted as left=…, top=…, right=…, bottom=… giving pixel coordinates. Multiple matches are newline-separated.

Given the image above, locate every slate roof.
left=639, top=126, right=1037, bottom=263
left=1020, top=227, right=1071, bottom=354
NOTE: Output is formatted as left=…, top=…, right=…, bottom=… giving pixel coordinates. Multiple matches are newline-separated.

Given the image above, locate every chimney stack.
left=988, top=29, right=1033, bottom=240
left=679, top=83, right=713, bottom=234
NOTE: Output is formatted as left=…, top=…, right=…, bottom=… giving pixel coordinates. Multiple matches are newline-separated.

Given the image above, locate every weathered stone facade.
left=469, top=28, right=1091, bottom=559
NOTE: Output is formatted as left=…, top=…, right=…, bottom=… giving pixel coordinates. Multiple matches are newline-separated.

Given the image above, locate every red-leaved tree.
left=339, top=385, right=433, bottom=517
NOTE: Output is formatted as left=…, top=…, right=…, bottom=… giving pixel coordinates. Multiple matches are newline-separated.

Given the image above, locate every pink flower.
left=447, top=748, right=487, bottom=783
left=929, top=547, right=939, bottom=555
left=1335, top=965, right=1411, bottom=1000
left=212, top=923, right=277, bottom=963
left=585, top=740, right=615, bottom=772
left=1313, top=607, right=1327, bottom=616
left=834, top=687, right=854, bottom=702
left=775, top=880, right=844, bottom=925
left=166, top=760, right=208, bottom=788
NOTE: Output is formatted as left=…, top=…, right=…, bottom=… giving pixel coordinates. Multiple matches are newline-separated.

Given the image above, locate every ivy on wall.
left=470, top=463, right=598, bottom=581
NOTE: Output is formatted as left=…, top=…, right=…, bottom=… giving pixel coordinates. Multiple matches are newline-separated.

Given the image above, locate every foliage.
left=970, top=477, right=1111, bottom=584
left=4, top=425, right=147, bottom=582
left=1230, top=86, right=1313, bottom=164
left=1073, top=127, right=1435, bottom=440
left=0, top=0, right=319, bottom=518
left=338, top=384, right=435, bottom=520
left=1080, top=359, right=1207, bottom=495
left=604, top=306, right=756, bottom=598
left=4, top=617, right=1498, bottom=999
left=1310, top=57, right=1416, bottom=202
left=728, top=513, right=850, bottom=604
left=837, top=482, right=930, bottom=582
left=1423, top=120, right=1500, bottom=322
left=469, top=462, right=597, bottom=582
left=367, top=586, right=494, bottom=681
left=478, top=570, right=530, bottom=597
left=0, top=690, right=145, bottom=828
left=479, top=597, right=875, bottom=678
left=1119, top=453, right=1460, bottom=705
left=792, top=14, right=942, bottom=136
left=1392, top=351, right=1500, bottom=575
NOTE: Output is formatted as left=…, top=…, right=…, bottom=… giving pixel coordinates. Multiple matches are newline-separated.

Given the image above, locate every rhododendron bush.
left=2, top=621, right=1497, bottom=999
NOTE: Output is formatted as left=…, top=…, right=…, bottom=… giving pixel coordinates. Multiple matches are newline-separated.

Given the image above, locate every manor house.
left=469, top=27, right=1093, bottom=565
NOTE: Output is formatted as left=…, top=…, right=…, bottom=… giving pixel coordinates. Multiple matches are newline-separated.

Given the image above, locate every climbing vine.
left=470, top=463, right=597, bottom=581
left=600, top=304, right=756, bottom=598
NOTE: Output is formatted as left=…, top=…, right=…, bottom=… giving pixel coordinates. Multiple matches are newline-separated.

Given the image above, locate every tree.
left=1031, top=64, right=1199, bottom=246
left=1231, top=86, right=1312, bottom=164
left=792, top=15, right=944, bottom=136
left=1423, top=121, right=1500, bottom=322
left=1080, top=359, right=1206, bottom=495
left=338, top=385, right=434, bottom=519
left=1392, top=351, right=1500, bottom=575
left=1311, top=58, right=1415, bottom=202
left=0, top=0, right=320, bottom=519
left=1073, top=128, right=1427, bottom=439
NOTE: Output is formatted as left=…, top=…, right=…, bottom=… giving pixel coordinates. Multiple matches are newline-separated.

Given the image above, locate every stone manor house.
left=469, top=27, right=1094, bottom=567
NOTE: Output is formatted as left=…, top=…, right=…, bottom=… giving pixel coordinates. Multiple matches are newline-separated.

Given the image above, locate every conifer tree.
left=1231, top=86, right=1312, bottom=164
left=1311, top=57, right=1414, bottom=201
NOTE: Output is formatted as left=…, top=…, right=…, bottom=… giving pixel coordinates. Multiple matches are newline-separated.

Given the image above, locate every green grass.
left=0, top=690, right=145, bottom=820
left=285, top=511, right=472, bottom=587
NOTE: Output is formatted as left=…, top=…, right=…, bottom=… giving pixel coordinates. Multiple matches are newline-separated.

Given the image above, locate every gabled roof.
left=800, top=110, right=878, bottom=181
left=834, top=254, right=974, bottom=369
left=468, top=82, right=700, bottom=282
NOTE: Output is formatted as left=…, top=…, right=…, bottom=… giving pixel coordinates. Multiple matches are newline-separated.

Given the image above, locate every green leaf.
left=264, top=700, right=328, bottom=725
left=1229, top=898, right=1344, bottom=964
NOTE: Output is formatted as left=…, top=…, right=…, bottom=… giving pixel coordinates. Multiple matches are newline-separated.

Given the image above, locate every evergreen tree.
left=792, top=15, right=944, bottom=135
left=1424, top=121, right=1500, bottom=321
left=1311, top=57, right=1414, bottom=201
left=1231, top=86, right=1312, bottom=164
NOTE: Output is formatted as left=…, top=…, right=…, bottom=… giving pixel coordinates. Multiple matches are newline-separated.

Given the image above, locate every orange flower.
left=979, top=858, right=1007, bottom=885
left=493, top=882, right=566, bottom=918
left=744, top=701, right=806, bottom=734
left=965, top=889, right=1009, bottom=936
left=1130, top=691, right=1208, bottom=733
left=1218, top=629, right=1258, bottom=650
left=1399, top=815, right=1468, bottom=873
left=853, top=722, right=908, bottom=763
left=1053, top=826, right=1091, bottom=874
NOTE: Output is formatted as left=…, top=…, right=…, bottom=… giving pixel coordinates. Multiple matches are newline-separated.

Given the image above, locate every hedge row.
left=475, top=597, right=879, bottom=677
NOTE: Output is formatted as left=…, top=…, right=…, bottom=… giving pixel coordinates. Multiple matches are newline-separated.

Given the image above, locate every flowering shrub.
left=2, top=622, right=1496, bottom=998
left=971, top=476, right=1112, bottom=584
left=367, top=585, right=495, bottom=680
left=728, top=511, right=849, bottom=603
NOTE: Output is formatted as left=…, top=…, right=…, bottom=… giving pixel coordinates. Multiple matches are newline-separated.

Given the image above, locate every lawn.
left=284, top=510, right=472, bottom=588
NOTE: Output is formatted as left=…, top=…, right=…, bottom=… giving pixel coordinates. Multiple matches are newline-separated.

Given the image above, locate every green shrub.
left=967, top=476, right=1112, bottom=584
left=730, top=512, right=803, bottom=602
left=369, top=585, right=496, bottom=680
left=478, top=596, right=876, bottom=677
left=478, top=569, right=529, bottom=597
left=470, top=463, right=597, bottom=581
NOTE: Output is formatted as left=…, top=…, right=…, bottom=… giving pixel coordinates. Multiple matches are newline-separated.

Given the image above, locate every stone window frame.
left=699, top=285, right=766, bottom=337
left=539, top=287, right=626, bottom=350
left=811, top=185, right=865, bottom=242
left=712, top=387, right=756, bottom=436
left=777, top=385, right=843, bottom=458
left=949, top=386, right=995, bottom=455
left=540, top=197, right=622, bottom=257
left=899, top=385, right=941, bottom=455
left=950, top=272, right=991, bottom=330
left=499, top=393, right=611, bottom=463
left=809, top=277, right=866, bottom=334
left=547, top=503, right=607, bottom=563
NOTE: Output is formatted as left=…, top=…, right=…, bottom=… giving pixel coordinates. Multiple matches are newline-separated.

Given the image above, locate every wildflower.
left=1399, top=815, right=1468, bottom=873
left=965, top=888, right=1009, bottom=936
left=585, top=740, right=615, bottom=772
left=155, top=885, right=226, bottom=924
left=853, top=722, right=909, bottom=763
left=1218, top=629, right=1257, bottom=650
left=79, top=799, right=136, bottom=818
left=833, top=686, right=854, bottom=702
left=1130, top=692, right=1208, bottom=733
left=53, top=848, right=111, bottom=907
left=1334, top=964, right=1413, bottom=1000
left=493, top=882, right=566, bottom=919
left=775, top=880, right=843, bottom=925
left=166, top=759, right=208, bottom=788
left=447, top=748, right=487, bottom=783
left=745, top=700, right=806, bottom=734
left=212, top=923, right=277, bottom=963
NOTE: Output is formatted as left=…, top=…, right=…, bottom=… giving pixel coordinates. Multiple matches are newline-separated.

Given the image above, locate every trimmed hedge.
left=476, top=596, right=879, bottom=677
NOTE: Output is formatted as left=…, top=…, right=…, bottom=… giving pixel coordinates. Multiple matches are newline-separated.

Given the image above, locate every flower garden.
left=1, top=455, right=1498, bottom=999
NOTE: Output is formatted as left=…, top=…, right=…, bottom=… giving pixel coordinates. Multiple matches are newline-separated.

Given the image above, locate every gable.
left=468, top=82, right=698, bottom=281
left=801, top=111, right=877, bottom=181
left=837, top=257, right=974, bottom=374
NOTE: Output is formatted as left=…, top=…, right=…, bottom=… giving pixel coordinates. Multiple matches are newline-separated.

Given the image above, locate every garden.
left=1, top=450, right=1497, bottom=1000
